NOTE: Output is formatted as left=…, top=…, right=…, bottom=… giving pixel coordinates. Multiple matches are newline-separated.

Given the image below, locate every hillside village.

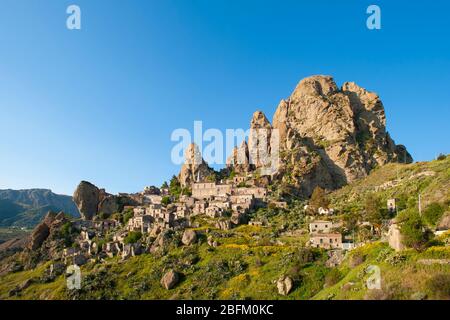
left=0, top=76, right=448, bottom=300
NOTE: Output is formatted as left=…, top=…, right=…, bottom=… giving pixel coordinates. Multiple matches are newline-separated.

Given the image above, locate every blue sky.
left=0, top=0, right=449, bottom=195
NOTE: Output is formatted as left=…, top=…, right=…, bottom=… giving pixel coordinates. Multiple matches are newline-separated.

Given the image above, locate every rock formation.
left=27, top=211, right=68, bottom=251
left=161, top=269, right=179, bottom=290
left=277, top=275, right=293, bottom=296
left=73, top=181, right=101, bottom=220
left=178, top=143, right=215, bottom=187
left=226, top=141, right=251, bottom=174
left=73, top=181, right=138, bottom=220
left=181, top=229, right=197, bottom=246
left=248, top=111, right=273, bottom=170
left=272, top=76, right=412, bottom=192
left=227, top=75, right=412, bottom=197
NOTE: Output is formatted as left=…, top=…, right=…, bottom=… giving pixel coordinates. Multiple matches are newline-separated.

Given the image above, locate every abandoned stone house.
left=133, top=206, right=146, bottom=216
left=193, top=201, right=208, bottom=215
left=179, top=195, right=195, bottom=207
left=309, top=220, right=333, bottom=234
left=127, top=215, right=153, bottom=233
left=143, top=194, right=163, bottom=205
left=310, top=233, right=342, bottom=249
left=146, top=205, right=163, bottom=217
left=192, top=182, right=233, bottom=199
left=209, top=200, right=231, bottom=210
left=205, top=205, right=224, bottom=218
left=387, top=198, right=397, bottom=213
left=233, top=187, right=267, bottom=199
left=232, top=202, right=252, bottom=214
left=175, top=204, right=190, bottom=218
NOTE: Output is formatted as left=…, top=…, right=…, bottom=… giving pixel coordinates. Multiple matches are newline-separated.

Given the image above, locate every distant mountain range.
left=0, top=189, right=80, bottom=228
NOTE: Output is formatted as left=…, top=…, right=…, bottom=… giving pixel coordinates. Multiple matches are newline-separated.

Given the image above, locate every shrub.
left=161, top=196, right=171, bottom=206
left=124, top=231, right=142, bottom=244
left=123, top=209, right=134, bottom=225
left=423, top=202, right=445, bottom=226
left=400, top=210, right=433, bottom=251
left=436, top=153, right=447, bottom=161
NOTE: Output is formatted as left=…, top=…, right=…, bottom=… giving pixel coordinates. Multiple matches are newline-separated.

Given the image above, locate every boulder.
left=73, top=181, right=100, bottom=220
left=276, top=275, right=293, bottom=296
left=161, top=269, right=179, bottom=290
left=181, top=229, right=197, bottom=246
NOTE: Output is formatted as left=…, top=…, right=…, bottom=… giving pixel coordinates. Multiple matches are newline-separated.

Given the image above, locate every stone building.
left=133, top=206, right=146, bottom=216
left=310, top=233, right=342, bottom=249
left=205, top=206, right=224, bottom=218
left=309, top=220, right=333, bottom=234
left=192, top=182, right=232, bottom=199
left=387, top=220, right=404, bottom=251
left=127, top=215, right=153, bottom=233
left=387, top=198, right=397, bottom=213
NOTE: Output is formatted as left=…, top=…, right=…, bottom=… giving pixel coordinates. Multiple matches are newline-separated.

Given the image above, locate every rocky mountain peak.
left=178, top=143, right=214, bottom=187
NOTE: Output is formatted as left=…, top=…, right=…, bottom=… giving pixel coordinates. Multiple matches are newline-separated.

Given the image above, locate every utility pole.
left=418, top=193, right=422, bottom=216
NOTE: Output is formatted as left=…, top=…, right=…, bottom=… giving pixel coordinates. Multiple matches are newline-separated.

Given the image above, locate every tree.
left=161, top=181, right=169, bottom=189
left=364, top=194, right=387, bottom=234
left=161, top=196, right=171, bottom=206
left=400, top=210, right=433, bottom=251
left=309, top=187, right=329, bottom=211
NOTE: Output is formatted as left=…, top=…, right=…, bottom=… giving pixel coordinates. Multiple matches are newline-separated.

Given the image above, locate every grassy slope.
left=1, top=157, right=449, bottom=300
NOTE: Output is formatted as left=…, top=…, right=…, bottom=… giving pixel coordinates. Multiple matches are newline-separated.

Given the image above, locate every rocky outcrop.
left=161, top=269, right=180, bottom=290
left=27, top=211, right=68, bottom=250
left=178, top=143, right=215, bottom=187
left=225, top=75, right=413, bottom=197
left=226, top=141, right=251, bottom=174
left=73, top=181, right=138, bottom=220
left=276, top=275, right=293, bottom=296
left=73, top=181, right=101, bottom=220
left=270, top=76, right=412, bottom=195
left=248, top=111, right=273, bottom=170
left=181, top=229, right=197, bottom=246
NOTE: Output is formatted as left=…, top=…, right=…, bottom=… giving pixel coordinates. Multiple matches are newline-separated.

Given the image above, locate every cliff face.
left=230, top=75, right=412, bottom=197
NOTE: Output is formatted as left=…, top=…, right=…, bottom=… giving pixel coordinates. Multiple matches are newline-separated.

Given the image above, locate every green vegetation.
left=0, top=156, right=449, bottom=300
left=423, top=202, right=445, bottom=226
left=124, top=231, right=142, bottom=244
left=399, top=210, right=433, bottom=251
left=309, top=186, right=329, bottom=212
